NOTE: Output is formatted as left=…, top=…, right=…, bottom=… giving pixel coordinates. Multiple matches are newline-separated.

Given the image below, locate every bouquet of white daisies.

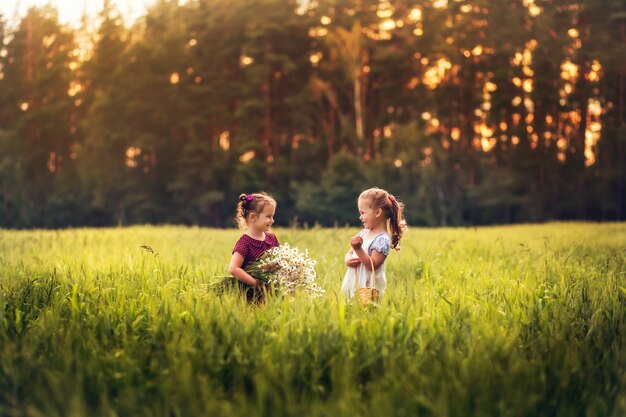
left=247, top=243, right=324, bottom=298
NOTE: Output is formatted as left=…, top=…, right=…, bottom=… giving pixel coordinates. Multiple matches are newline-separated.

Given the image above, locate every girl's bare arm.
left=228, top=252, right=260, bottom=286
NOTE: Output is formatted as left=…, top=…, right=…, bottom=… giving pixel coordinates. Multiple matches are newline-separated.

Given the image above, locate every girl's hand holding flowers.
left=243, top=243, right=324, bottom=298
left=259, top=261, right=279, bottom=273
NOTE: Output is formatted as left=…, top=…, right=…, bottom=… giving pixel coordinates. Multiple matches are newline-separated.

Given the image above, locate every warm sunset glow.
left=240, top=55, right=254, bottom=67
left=522, top=79, right=533, bottom=93
left=561, top=59, right=578, bottom=81
left=42, top=34, right=56, bottom=48
left=380, top=19, right=396, bottom=31
left=364, top=27, right=392, bottom=40
left=67, top=81, right=82, bottom=97
left=376, top=4, right=393, bottom=19
left=407, top=77, right=419, bottom=89
left=584, top=98, right=603, bottom=166
left=219, top=131, right=230, bottom=151
left=1, top=0, right=151, bottom=27
left=423, top=58, right=452, bottom=90
left=522, top=66, right=534, bottom=77
left=239, top=150, right=255, bottom=163
left=529, top=4, right=542, bottom=16
left=480, top=125, right=494, bottom=139
left=471, top=45, right=483, bottom=56
left=308, top=27, right=328, bottom=37
left=125, top=146, right=141, bottom=168
left=524, top=97, right=535, bottom=113
left=408, top=8, right=422, bottom=22
left=587, top=60, right=602, bottom=82
left=309, top=52, right=322, bottom=66
left=451, top=127, right=461, bottom=141
left=524, top=0, right=542, bottom=17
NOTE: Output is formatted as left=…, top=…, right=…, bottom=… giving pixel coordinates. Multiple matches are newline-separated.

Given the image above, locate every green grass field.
left=1, top=223, right=625, bottom=417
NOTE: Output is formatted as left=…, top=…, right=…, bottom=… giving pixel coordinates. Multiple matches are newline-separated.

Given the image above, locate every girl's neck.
left=245, top=228, right=266, bottom=240
left=368, top=220, right=387, bottom=234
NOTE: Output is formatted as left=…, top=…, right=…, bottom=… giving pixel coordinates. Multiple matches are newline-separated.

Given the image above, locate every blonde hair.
left=359, top=187, right=407, bottom=250
left=235, top=192, right=276, bottom=229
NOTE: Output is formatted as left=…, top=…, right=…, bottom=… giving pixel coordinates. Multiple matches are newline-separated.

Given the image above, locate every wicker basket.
left=357, top=257, right=379, bottom=305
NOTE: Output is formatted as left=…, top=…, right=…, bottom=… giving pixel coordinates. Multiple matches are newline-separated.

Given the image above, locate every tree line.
left=0, top=0, right=624, bottom=228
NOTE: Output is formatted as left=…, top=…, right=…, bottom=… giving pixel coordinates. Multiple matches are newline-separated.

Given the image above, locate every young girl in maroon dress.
left=228, top=192, right=279, bottom=302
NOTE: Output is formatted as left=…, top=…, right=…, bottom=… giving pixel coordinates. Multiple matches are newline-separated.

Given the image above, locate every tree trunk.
left=354, top=71, right=364, bottom=144
left=437, top=187, right=447, bottom=227
left=619, top=74, right=624, bottom=220
left=262, top=38, right=273, bottom=158
left=327, top=104, right=335, bottom=159
left=1, top=178, right=7, bottom=226
left=575, top=88, right=588, bottom=219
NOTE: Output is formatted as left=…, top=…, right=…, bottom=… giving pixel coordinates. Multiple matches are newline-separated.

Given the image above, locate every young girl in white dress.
left=341, top=187, right=407, bottom=300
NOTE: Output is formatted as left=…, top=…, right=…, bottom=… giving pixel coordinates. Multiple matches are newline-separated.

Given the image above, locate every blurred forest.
left=0, top=0, right=624, bottom=228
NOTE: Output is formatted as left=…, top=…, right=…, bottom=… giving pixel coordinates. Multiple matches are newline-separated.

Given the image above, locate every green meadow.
left=0, top=223, right=625, bottom=417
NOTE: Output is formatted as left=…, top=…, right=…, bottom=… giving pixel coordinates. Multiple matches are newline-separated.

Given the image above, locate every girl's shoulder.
left=266, top=232, right=279, bottom=245
left=234, top=233, right=250, bottom=244
left=233, top=233, right=251, bottom=254
left=370, top=232, right=392, bottom=256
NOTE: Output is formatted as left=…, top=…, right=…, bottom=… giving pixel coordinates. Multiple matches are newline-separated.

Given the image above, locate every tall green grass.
left=0, top=223, right=624, bottom=417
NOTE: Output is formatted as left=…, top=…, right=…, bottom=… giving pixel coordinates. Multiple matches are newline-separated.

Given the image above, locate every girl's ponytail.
left=235, top=194, right=250, bottom=229
left=387, top=195, right=407, bottom=250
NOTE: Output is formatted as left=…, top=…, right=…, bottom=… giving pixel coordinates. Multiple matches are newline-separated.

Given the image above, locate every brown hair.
left=235, top=192, right=276, bottom=229
left=359, top=187, right=407, bottom=250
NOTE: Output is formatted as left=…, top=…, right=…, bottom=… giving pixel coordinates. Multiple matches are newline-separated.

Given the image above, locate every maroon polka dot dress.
left=232, top=232, right=280, bottom=269
left=232, top=232, right=279, bottom=303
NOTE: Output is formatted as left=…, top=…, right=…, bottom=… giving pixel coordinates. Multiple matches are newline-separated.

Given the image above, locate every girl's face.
left=249, top=203, right=276, bottom=232
left=358, top=198, right=382, bottom=230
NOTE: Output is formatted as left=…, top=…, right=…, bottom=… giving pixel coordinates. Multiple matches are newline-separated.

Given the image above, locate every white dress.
left=340, top=229, right=392, bottom=300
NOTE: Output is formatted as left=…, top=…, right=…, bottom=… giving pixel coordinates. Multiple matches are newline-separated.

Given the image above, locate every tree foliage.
left=0, top=0, right=624, bottom=228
